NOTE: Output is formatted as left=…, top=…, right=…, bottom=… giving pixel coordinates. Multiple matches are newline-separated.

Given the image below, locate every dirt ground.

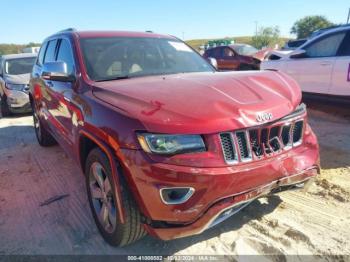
left=0, top=101, right=349, bottom=259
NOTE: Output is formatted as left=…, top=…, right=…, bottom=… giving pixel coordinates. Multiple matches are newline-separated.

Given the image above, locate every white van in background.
left=22, top=47, right=40, bottom=54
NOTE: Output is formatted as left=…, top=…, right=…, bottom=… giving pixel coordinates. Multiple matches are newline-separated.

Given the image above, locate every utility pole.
left=347, top=8, right=350, bottom=24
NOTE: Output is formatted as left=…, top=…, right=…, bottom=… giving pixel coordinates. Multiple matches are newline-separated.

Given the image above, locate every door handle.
left=63, top=97, right=71, bottom=103
left=46, top=81, right=53, bottom=87
left=320, top=62, right=331, bottom=66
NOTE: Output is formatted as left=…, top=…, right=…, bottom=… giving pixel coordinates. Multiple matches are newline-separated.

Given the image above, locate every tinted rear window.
left=56, top=39, right=75, bottom=74
left=337, top=31, right=350, bottom=56
left=44, top=40, right=58, bottom=63
left=37, top=42, right=48, bottom=66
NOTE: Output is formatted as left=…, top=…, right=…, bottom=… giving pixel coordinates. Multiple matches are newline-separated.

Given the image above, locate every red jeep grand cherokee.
left=29, top=29, right=319, bottom=246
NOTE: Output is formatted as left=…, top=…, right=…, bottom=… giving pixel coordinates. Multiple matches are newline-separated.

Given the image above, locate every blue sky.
left=1, top=0, right=349, bottom=44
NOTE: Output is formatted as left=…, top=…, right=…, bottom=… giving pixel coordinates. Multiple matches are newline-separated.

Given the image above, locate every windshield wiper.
left=95, top=75, right=130, bottom=82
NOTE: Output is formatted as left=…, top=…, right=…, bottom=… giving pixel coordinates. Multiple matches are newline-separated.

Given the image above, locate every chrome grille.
left=249, top=129, right=263, bottom=157
left=236, top=131, right=251, bottom=161
left=281, top=125, right=292, bottom=147
left=220, top=119, right=304, bottom=164
left=292, top=121, right=303, bottom=145
left=219, top=133, right=237, bottom=164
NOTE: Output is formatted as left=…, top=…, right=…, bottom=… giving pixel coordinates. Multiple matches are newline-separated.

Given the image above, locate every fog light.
left=160, top=187, right=195, bottom=205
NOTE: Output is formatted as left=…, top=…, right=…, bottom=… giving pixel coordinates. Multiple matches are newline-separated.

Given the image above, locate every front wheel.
left=85, top=148, right=147, bottom=246
left=1, top=95, right=11, bottom=117
left=32, top=103, right=56, bottom=146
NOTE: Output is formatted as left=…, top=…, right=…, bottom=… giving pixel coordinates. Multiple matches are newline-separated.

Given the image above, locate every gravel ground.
left=0, top=102, right=349, bottom=259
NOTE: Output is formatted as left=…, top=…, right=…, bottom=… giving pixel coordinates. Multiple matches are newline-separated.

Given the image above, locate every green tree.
left=0, top=42, right=41, bottom=55
left=251, top=26, right=282, bottom=49
left=25, top=42, right=41, bottom=47
left=291, top=15, right=335, bottom=39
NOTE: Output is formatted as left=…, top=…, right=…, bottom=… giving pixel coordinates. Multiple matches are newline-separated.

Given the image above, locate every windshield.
left=80, top=37, right=214, bottom=81
left=231, top=45, right=258, bottom=56
left=4, top=57, right=36, bottom=75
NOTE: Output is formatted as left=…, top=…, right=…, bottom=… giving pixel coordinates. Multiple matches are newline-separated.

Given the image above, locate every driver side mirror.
left=290, top=49, right=307, bottom=59
left=41, top=61, right=75, bottom=82
left=208, top=57, right=218, bottom=70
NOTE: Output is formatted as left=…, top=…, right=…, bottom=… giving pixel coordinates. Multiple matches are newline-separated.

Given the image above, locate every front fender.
left=78, top=129, right=126, bottom=224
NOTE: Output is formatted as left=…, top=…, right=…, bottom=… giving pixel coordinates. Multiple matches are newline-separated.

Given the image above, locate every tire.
left=85, top=147, right=146, bottom=246
left=1, top=95, right=11, bottom=117
left=32, top=103, right=56, bottom=146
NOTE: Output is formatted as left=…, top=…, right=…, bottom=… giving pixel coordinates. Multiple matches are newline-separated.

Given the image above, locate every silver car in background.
left=0, top=53, right=37, bottom=116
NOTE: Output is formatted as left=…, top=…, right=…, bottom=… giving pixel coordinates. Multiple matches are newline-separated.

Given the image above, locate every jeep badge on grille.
left=256, top=112, right=273, bottom=122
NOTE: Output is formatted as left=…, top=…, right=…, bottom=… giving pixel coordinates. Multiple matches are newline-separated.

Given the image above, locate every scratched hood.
left=92, top=71, right=301, bottom=134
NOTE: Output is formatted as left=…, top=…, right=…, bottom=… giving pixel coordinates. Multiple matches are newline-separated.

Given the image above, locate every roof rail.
left=56, top=28, right=77, bottom=34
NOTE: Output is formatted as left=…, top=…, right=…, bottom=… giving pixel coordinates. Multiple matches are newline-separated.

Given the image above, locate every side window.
left=337, top=31, right=350, bottom=56
left=222, top=47, right=235, bottom=58
left=205, top=49, right=213, bottom=57
left=56, top=39, right=75, bottom=75
left=214, top=48, right=223, bottom=58
left=44, top=39, right=58, bottom=63
left=305, top=33, right=346, bottom=58
left=37, top=41, right=48, bottom=66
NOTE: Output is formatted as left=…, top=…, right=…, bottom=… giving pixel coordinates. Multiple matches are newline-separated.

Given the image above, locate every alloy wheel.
left=89, top=162, right=117, bottom=233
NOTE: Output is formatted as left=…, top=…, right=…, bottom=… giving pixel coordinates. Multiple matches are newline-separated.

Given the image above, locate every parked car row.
left=20, top=28, right=319, bottom=247
left=262, top=25, right=350, bottom=101
left=3, top=24, right=349, bottom=120
left=201, top=25, right=350, bottom=101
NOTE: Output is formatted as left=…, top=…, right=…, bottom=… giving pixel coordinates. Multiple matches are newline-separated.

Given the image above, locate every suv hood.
left=4, top=73, right=30, bottom=85
left=92, top=71, right=301, bottom=134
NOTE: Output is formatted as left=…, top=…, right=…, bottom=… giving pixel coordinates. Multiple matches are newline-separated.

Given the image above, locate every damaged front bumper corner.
left=144, top=167, right=318, bottom=240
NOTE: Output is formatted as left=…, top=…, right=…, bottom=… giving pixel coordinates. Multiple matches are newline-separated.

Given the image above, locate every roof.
left=206, top=43, right=253, bottom=50
left=76, top=30, right=176, bottom=39
left=229, top=44, right=254, bottom=48
left=312, top=24, right=350, bottom=38
left=53, top=30, right=177, bottom=40
left=230, top=44, right=248, bottom=46
left=1, top=53, right=37, bottom=60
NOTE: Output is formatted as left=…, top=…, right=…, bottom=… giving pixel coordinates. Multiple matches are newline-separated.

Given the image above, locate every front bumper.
left=5, top=89, right=31, bottom=113
left=120, top=125, right=319, bottom=240
left=145, top=167, right=317, bottom=240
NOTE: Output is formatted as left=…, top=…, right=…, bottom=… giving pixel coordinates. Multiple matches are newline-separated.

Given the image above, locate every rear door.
left=40, top=39, right=61, bottom=136
left=206, top=48, right=223, bottom=69
left=46, top=38, right=77, bottom=150
left=217, top=47, right=240, bottom=70
left=286, top=31, right=346, bottom=94
left=330, top=31, right=350, bottom=96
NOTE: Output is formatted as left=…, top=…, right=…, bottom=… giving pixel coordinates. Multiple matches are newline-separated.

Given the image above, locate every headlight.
left=5, top=83, right=25, bottom=91
left=137, top=133, right=206, bottom=155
